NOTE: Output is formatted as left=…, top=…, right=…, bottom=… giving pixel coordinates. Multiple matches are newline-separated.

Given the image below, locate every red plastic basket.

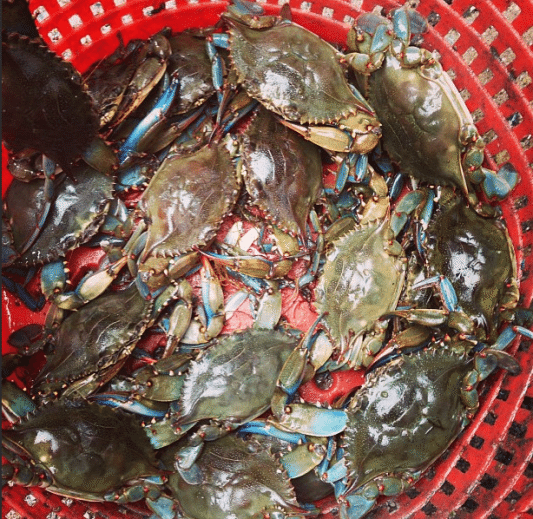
left=2, top=0, right=533, bottom=518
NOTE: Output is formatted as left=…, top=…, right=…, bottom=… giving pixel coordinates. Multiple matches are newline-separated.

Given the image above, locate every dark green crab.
left=347, top=7, right=518, bottom=202
left=160, top=433, right=307, bottom=519
left=321, top=334, right=521, bottom=518
left=2, top=391, right=164, bottom=505
left=209, top=0, right=381, bottom=155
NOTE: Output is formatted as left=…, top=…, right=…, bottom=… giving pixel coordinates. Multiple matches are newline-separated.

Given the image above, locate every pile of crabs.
left=2, top=1, right=532, bottom=518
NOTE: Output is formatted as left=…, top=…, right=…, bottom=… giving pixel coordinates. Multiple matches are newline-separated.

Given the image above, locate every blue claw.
left=40, top=260, right=68, bottom=299
left=206, top=34, right=229, bottom=105
left=341, top=491, right=378, bottom=519
left=437, top=277, right=459, bottom=312
left=391, top=7, right=410, bottom=42
left=2, top=275, right=45, bottom=311
left=412, top=275, right=460, bottom=312
left=492, top=325, right=533, bottom=351
left=118, top=74, right=180, bottom=164
left=317, top=436, right=336, bottom=477
left=322, top=459, right=348, bottom=484
left=387, top=172, right=405, bottom=201
left=370, top=22, right=393, bottom=54
left=335, top=155, right=352, bottom=193
left=90, top=393, right=168, bottom=418
left=146, top=496, right=177, bottom=519
left=2, top=380, right=37, bottom=420
left=354, top=153, right=368, bottom=182
left=482, top=164, right=519, bottom=200
left=390, top=189, right=426, bottom=238
left=238, top=420, right=307, bottom=445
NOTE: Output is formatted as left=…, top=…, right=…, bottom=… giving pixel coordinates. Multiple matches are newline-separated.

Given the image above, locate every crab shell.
left=365, top=52, right=479, bottom=196
left=241, top=107, right=323, bottom=240
left=161, top=433, right=304, bottom=519
left=3, top=399, right=160, bottom=500
left=32, top=283, right=158, bottom=399
left=225, top=16, right=376, bottom=130
left=425, top=199, right=518, bottom=340
left=167, top=31, right=216, bottom=115
left=175, top=328, right=298, bottom=428
left=2, top=32, right=99, bottom=171
left=138, top=141, right=241, bottom=260
left=342, top=345, right=476, bottom=494
left=314, top=214, right=406, bottom=366
left=3, top=164, right=114, bottom=267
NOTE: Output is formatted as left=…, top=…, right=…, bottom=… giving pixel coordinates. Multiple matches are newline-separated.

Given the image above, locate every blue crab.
left=87, top=30, right=172, bottom=131
left=92, top=323, right=300, bottom=447
left=209, top=0, right=381, bottom=155
left=166, top=31, right=216, bottom=115
left=124, top=136, right=241, bottom=294
left=3, top=164, right=114, bottom=268
left=201, top=105, right=323, bottom=281
left=313, top=169, right=407, bottom=369
left=92, top=309, right=347, bottom=457
left=160, top=432, right=308, bottom=519
left=2, top=384, right=170, bottom=512
left=240, top=107, right=323, bottom=242
left=347, top=7, right=518, bottom=202
left=388, top=187, right=520, bottom=342
left=2, top=32, right=115, bottom=175
left=25, top=280, right=185, bottom=401
left=319, top=333, right=522, bottom=518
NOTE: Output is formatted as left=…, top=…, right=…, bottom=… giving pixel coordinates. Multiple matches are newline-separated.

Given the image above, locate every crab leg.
left=270, top=316, right=348, bottom=437
left=118, top=73, right=180, bottom=165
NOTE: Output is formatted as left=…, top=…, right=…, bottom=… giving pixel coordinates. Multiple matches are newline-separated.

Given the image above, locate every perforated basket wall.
left=2, top=0, right=533, bottom=518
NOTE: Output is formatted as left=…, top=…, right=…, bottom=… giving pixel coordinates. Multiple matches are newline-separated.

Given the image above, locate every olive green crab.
left=313, top=169, right=407, bottom=369
left=347, top=6, right=518, bottom=203
left=389, top=187, right=520, bottom=342
left=208, top=0, right=381, bottom=155
left=160, top=433, right=308, bottom=519
left=2, top=386, right=168, bottom=510
left=320, top=333, right=521, bottom=519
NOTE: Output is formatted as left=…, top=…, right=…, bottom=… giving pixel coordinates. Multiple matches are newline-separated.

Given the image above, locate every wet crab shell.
left=367, top=54, right=471, bottom=194
left=314, top=215, right=406, bottom=363
left=166, top=31, right=216, bottom=115
left=3, top=164, right=114, bottom=267
left=33, top=283, right=157, bottom=399
left=226, top=17, right=370, bottom=126
left=241, top=107, right=323, bottom=239
left=3, top=399, right=160, bottom=499
left=425, top=199, right=518, bottom=340
left=342, top=347, right=473, bottom=493
left=139, top=141, right=241, bottom=259
left=2, top=32, right=99, bottom=171
left=161, top=433, right=304, bottom=519
left=175, top=328, right=299, bottom=428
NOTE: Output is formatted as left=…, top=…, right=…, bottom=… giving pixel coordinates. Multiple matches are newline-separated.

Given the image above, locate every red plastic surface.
left=2, top=0, right=533, bottom=518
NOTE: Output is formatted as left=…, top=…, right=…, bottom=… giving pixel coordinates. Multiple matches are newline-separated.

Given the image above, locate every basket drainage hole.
left=521, top=220, right=533, bottom=234
left=455, top=458, right=470, bottom=473
left=440, top=481, right=455, bottom=495
left=494, top=447, right=513, bottom=465
left=509, top=421, right=527, bottom=438
left=461, top=498, right=479, bottom=512
left=469, top=435, right=484, bottom=449
left=90, top=2, right=105, bottom=16
left=421, top=502, right=438, bottom=516
left=505, top=490, right=522, bottom=504
left=69, top=14, right=83, bottom=28
left=480, top=473, right=498, bottom=490
left=496, top=389, right=510, bottom=401
left=484, top=411, right=497, bottom=425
